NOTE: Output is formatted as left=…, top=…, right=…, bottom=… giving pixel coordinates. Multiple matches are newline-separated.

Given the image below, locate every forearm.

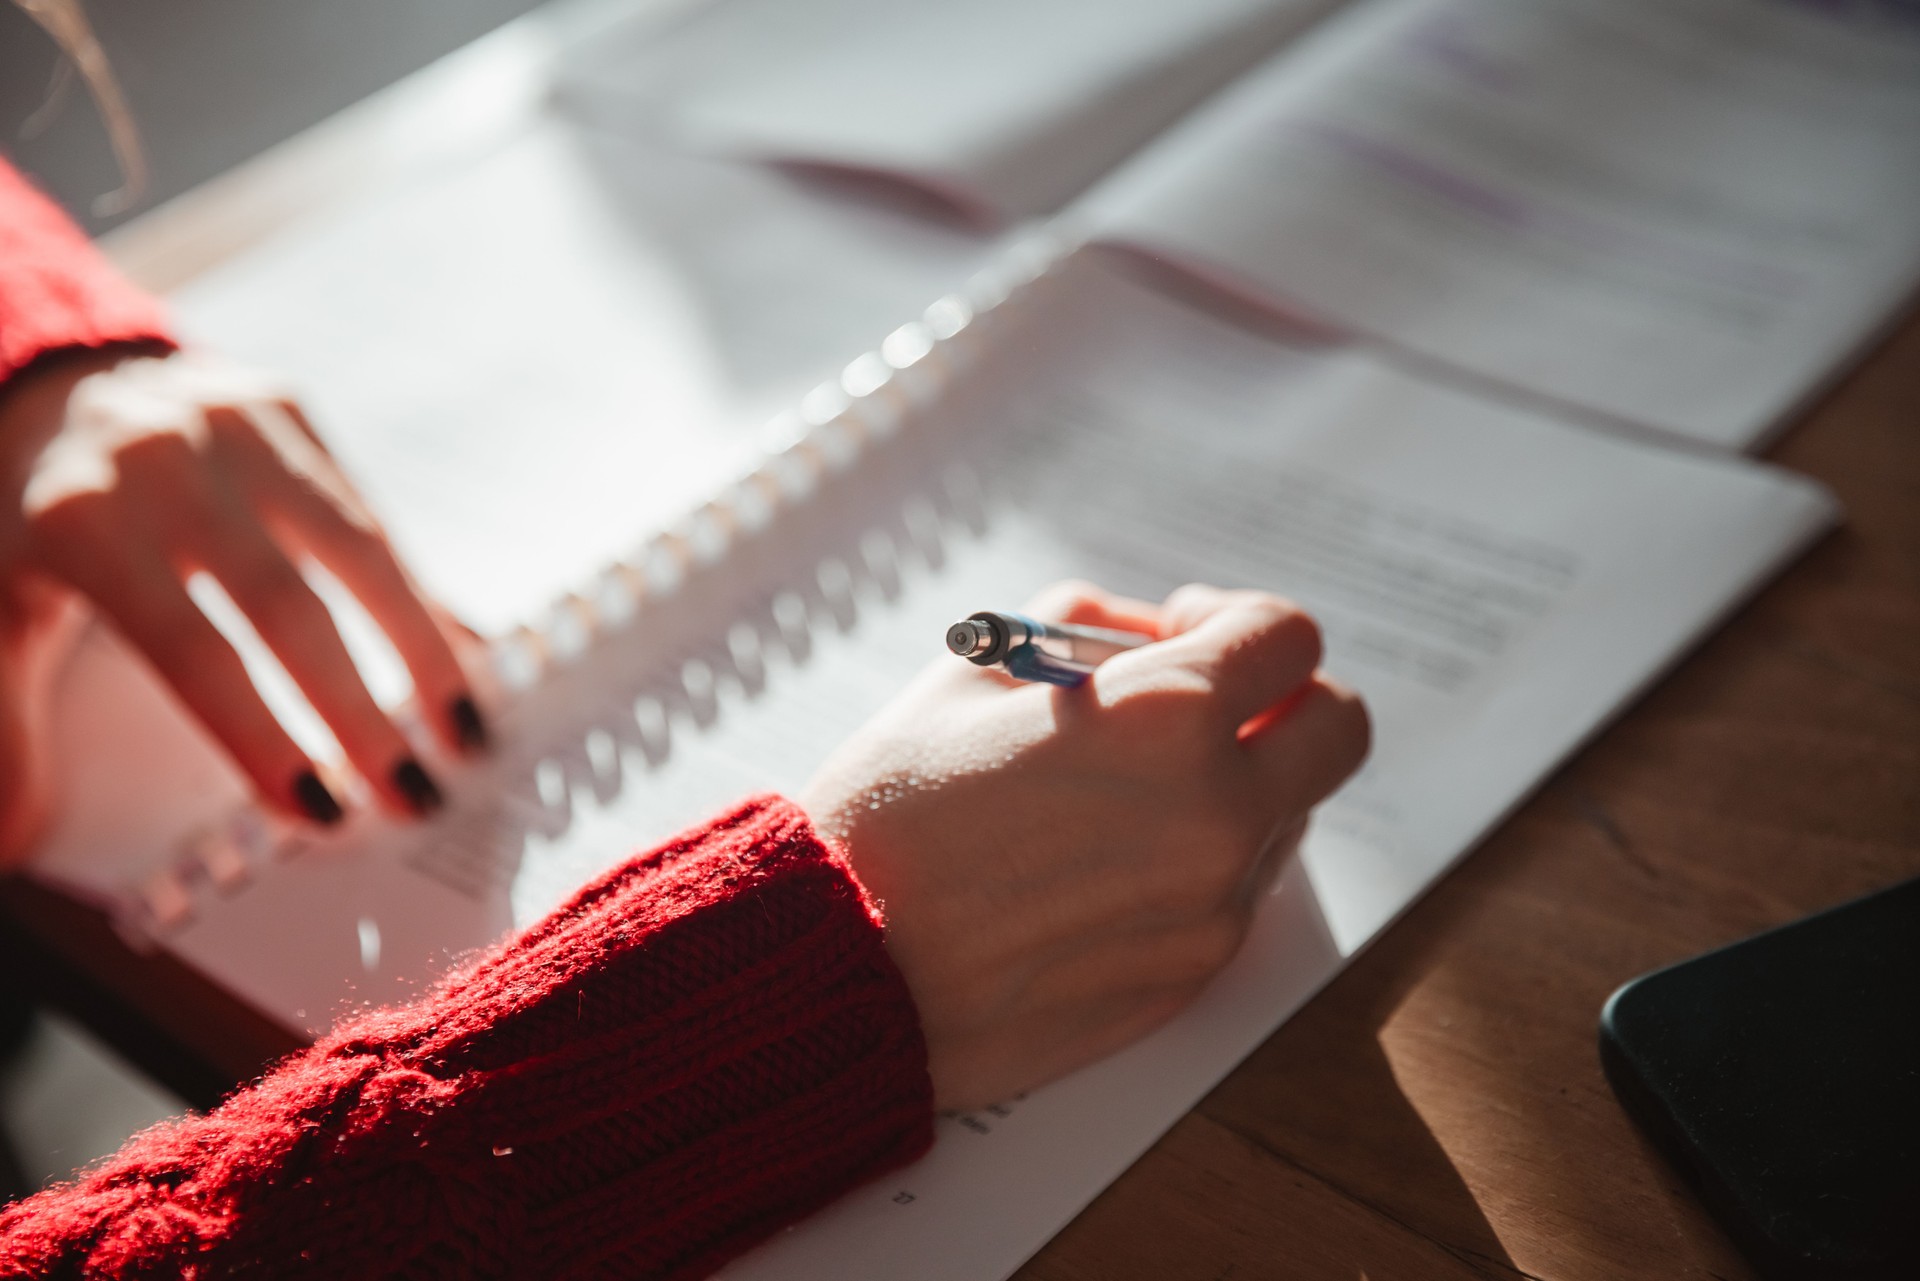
left=0, top=796, right=933, bottom=1279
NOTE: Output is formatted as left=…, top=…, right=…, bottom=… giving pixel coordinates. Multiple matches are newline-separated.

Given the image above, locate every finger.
left=274, top=395, right=332, bottom=455
left=200, top=400, right=373, bottom=530
left=1243, top=674, right=1371, bottom=815
left=37, top=520, right=343, bottom=826
left=1237, top=814, right=1306, bottom=909
left=1021, top=579, right=1164, bottom=637
left=266, top=478, right=483, bottom=755
left=1155, top=590, right=1324, bottom=730
left=1158, top=582, right=1233, bottom=637
left=192, top=513, right=445, bottom=818
left=209, top=405, right=486, bottom=755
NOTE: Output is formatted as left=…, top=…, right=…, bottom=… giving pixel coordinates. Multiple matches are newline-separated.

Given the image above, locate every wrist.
left=0, top=342, right=168, bottom=432
left=0, top=343, right=165, bottom=492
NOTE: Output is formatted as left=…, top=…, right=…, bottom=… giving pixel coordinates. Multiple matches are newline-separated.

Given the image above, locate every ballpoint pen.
left=945, top=609, right=1153, bottom=687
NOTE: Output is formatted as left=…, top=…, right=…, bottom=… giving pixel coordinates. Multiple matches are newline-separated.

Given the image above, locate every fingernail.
left=392, top=758, right=444, bottom=816
left=450, top=695, right=490, bottom=752
left=293, top=771, right=344, bottom=825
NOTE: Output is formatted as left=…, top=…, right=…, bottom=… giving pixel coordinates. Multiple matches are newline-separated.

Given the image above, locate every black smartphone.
left=1600, top=876, right=1920, bottom=1281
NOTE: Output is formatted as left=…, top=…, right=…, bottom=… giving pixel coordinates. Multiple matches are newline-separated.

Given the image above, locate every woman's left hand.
left=0, top=348, right=486, bottom=862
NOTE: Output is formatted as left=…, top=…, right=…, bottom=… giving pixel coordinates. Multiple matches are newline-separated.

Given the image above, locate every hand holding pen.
left=805, top=580, right=1369, bottom=1109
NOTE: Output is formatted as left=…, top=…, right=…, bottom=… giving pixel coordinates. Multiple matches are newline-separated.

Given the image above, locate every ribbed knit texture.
left=0, top=796, right=935, bottom=1279
left=0, top=158, right=175, bottom=386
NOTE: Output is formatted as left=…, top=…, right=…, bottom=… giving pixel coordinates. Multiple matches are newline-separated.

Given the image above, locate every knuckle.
left=1346, top=698, right=1373, bottom=766
left=1320, top=679, right=1372, bottom=766
left=1168, top=917, right=1249, bottom=984
left=332, top=514, right=404, bottom=567
left=1160, top=582, right=1223, bottom=629
left=1243, top=595, right=1321, bottom=661
left=1104, top=664, right=1206, bottom=718
left=203, top=407, right=278, bottom=466
left=200, top=402, right=250, bottom=431
left=1107, top=679, right=1218, bottom=759
left=1164, top=582, right=1222, bottom=612
left=112, top=422, right=204, bottom=473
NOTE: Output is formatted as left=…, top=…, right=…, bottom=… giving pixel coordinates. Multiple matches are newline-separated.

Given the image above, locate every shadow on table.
left=1197, top=906, right=1524, bottom=1277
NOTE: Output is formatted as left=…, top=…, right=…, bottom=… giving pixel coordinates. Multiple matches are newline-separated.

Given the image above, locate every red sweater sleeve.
left=0, top=795, right=934, bottom=1279
left=0, top=157, right=175, bottom=386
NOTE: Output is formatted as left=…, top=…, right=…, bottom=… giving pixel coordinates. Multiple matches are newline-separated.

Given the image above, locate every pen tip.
left=947, top=621, right=984, bottom=657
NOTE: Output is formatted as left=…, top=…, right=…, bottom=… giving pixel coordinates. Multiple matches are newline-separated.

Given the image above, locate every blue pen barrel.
left=1005, top=641, right=1099, bottom=687
left=947, top=610, right=1152, bottom=686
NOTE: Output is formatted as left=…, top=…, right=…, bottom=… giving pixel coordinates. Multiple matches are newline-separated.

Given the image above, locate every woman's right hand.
left=804, top=580, right=1370, bottom=1111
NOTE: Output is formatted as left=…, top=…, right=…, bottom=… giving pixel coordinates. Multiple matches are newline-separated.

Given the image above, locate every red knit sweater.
left=0, top=160, right=175, bottom=382
left=0, top=797, right=934, bottom=1278
left=0, top=160, right=936, bottom=1277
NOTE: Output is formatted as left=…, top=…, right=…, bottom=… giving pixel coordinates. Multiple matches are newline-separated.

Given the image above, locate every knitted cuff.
left=0, top=796, right=933, bottom=1280
left=0, top=159, right=175, bottom=388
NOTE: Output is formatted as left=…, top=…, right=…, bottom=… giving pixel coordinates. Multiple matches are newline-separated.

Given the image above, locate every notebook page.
left=161, top=118, right=1001, bottom=638
left=561, top=0, right=1346, bottom=223
left=25, top=105, right=1000, bottom=918
left=148, top=256, right=1831, bottom=1278
left=1082, top=0, right=1920, bottom=451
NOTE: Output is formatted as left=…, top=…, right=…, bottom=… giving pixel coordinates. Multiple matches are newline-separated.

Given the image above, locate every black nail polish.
left=392, top=758, right=445, bottom=816
left=450, top=695, right=490, bottom=752
left=294, top=771, right=344, bottom=825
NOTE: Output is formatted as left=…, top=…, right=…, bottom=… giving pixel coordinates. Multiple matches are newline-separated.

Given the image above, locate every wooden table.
left=5, top=7, right=1917, bottom=1277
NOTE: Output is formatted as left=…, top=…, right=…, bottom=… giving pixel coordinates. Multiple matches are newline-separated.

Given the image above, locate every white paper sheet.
left=559, top=0, right=1346, bottom=222
left=32, top=256, right=1834, bottom=1278
left=159, top=116, right=1001, bottom=637
left=1083, top=0, right=1920, bottom=450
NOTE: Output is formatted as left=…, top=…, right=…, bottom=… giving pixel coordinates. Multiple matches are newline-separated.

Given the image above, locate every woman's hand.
left=805, top=580, right=1369, bottom=1110
left=0, top=348, right=487, bottom=862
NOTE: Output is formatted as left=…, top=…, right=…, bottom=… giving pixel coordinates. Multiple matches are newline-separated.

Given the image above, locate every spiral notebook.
left=29, top=245, right=1833, bottom=1280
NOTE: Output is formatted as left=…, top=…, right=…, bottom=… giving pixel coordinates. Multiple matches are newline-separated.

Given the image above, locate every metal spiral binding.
left=483, top=227, right=1068, bottom=696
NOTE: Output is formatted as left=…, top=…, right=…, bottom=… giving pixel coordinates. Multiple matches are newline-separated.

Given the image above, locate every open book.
left=29, top=237, right=1833, bottom=1277
left=563, top=0, right=1920, bottom=451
